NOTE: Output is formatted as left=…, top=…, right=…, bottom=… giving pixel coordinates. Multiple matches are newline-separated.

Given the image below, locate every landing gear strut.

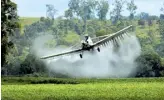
left=80, top=54, right=83, bottom=58
left=97, top=47, right=100, bottom=52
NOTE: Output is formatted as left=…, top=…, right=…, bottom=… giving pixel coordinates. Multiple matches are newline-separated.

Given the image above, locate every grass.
left=2, top=77, right=164, bottom=100
left=19, top=17, right=40, bottom=34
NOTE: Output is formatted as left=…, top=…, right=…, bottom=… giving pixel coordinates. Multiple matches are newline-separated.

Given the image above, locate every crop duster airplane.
left=40, top=25, right=133, bottom=59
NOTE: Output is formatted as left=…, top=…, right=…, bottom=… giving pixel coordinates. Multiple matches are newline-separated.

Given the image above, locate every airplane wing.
left=91, top=34, right=112, bottom=43
left=93, top=25, right=133, bottom=47
left=40, top=25, right=133, bottom=59
left=40, top=49, right=82, bottom=59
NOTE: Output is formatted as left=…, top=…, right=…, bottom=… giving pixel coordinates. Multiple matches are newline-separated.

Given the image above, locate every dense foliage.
left=1, top=0, right=20, bottom=68
left=1, top=0, right=164, bottom=77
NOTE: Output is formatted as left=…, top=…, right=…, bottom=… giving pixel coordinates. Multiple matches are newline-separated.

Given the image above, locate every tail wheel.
left=80, top=54, right=83, bottom=58
left=97, top=47, right=100, bottom=52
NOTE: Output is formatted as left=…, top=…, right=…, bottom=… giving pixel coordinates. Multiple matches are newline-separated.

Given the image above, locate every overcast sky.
left=12, top=0, right=164, bottom=18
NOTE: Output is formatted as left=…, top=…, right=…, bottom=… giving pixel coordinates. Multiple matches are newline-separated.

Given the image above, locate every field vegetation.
left=2, top=77, right=164, bottom=100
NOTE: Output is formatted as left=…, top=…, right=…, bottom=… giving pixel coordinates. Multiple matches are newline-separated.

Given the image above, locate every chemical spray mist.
left=32, top=33, right=141, bottom=78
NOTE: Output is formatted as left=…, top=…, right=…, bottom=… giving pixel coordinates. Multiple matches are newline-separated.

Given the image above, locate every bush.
left=160, top=14, right=164, bottom=19
left=63, top=31, right=80, bottom=45
left=138, top=20, right=145, bottom=26
left=30, top=79, right=78, bottom=84
left=136, top=51, right=163, bottom=77
left=155, top=41, right=164, bottom=57
left=95, top=29, right=106, bottom=36
left=148, top=19, right=153, bottom=26
left=160, top=58, right=164, bottom=76
left=20, top=54, right=47, bottom=75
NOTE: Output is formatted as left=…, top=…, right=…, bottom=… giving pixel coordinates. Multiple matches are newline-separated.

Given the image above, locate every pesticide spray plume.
left=32, top=32, right=141, bottom=78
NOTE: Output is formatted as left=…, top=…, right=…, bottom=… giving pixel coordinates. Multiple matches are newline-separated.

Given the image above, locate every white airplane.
left=40, top=25, right=133, bottom=59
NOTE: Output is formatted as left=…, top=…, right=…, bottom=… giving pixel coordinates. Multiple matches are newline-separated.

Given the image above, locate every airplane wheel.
left=97, top=47, right=100, bottom=52
left=80, top=54, right=83, bottom=58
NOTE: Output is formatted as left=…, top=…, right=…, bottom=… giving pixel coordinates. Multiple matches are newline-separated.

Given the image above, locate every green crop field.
left=1, top=77, right=164, bottom=100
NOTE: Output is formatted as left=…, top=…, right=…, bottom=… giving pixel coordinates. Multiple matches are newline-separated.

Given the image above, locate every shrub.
left=95, top=29, right=106, bottom=36
left=138, top=20, right=145, bottom=26
left=136, top=51, right=163, bottom=77
left=30, top=79, right=79, bottom=84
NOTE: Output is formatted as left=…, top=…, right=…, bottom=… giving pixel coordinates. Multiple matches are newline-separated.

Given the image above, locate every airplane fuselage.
left=81, top=42, right=94, bottom=51
left=81, top=36, right=94, bottom=51
left=79, top=42, right=100, bottom=58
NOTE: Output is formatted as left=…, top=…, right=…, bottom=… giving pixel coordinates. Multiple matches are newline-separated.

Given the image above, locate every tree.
left=46, top=4, right=57, bottom=19
left=64, top=9, right=73, bottom=34
left=74, top=23, right=83, bottom=35
left=20, top=54, right=47, bottom=75
left=68, top=0, right=98, bottom=34
left=110, top=0, right=125, bottom=24
left=149, top=15, right=159, bottom=20
left=1, top=0, right=20, bottom=69
left=95, top=29, right=106, bottom=36
left=158, top=16, right=164, bottom=57
left=97, top=0, right=109, bottom=20
left=160, top=3, right=164, bottom=19
left=148, top=19, right=153, bottom=26
left=159, top=3, right=164, bottom=39
left=79, top=0, right=98, bottom=33
left=64, top=9, right=73, bottom=19
left=68, top=0, right=80, bottom=16
left=23, top=18, right=54, bottom=47
left=155, top=41, right=164, bottom=57
left=160, top=3, right=164, bottom=14
left=139, top=12, right=149, bottom=20
left=136, top=51, right=163, bottom=77
left=127, top=0, right=137, bottom=20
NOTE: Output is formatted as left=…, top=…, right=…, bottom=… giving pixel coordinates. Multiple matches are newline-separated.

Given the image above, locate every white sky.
left=12, top=0, right=164, bottom=18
